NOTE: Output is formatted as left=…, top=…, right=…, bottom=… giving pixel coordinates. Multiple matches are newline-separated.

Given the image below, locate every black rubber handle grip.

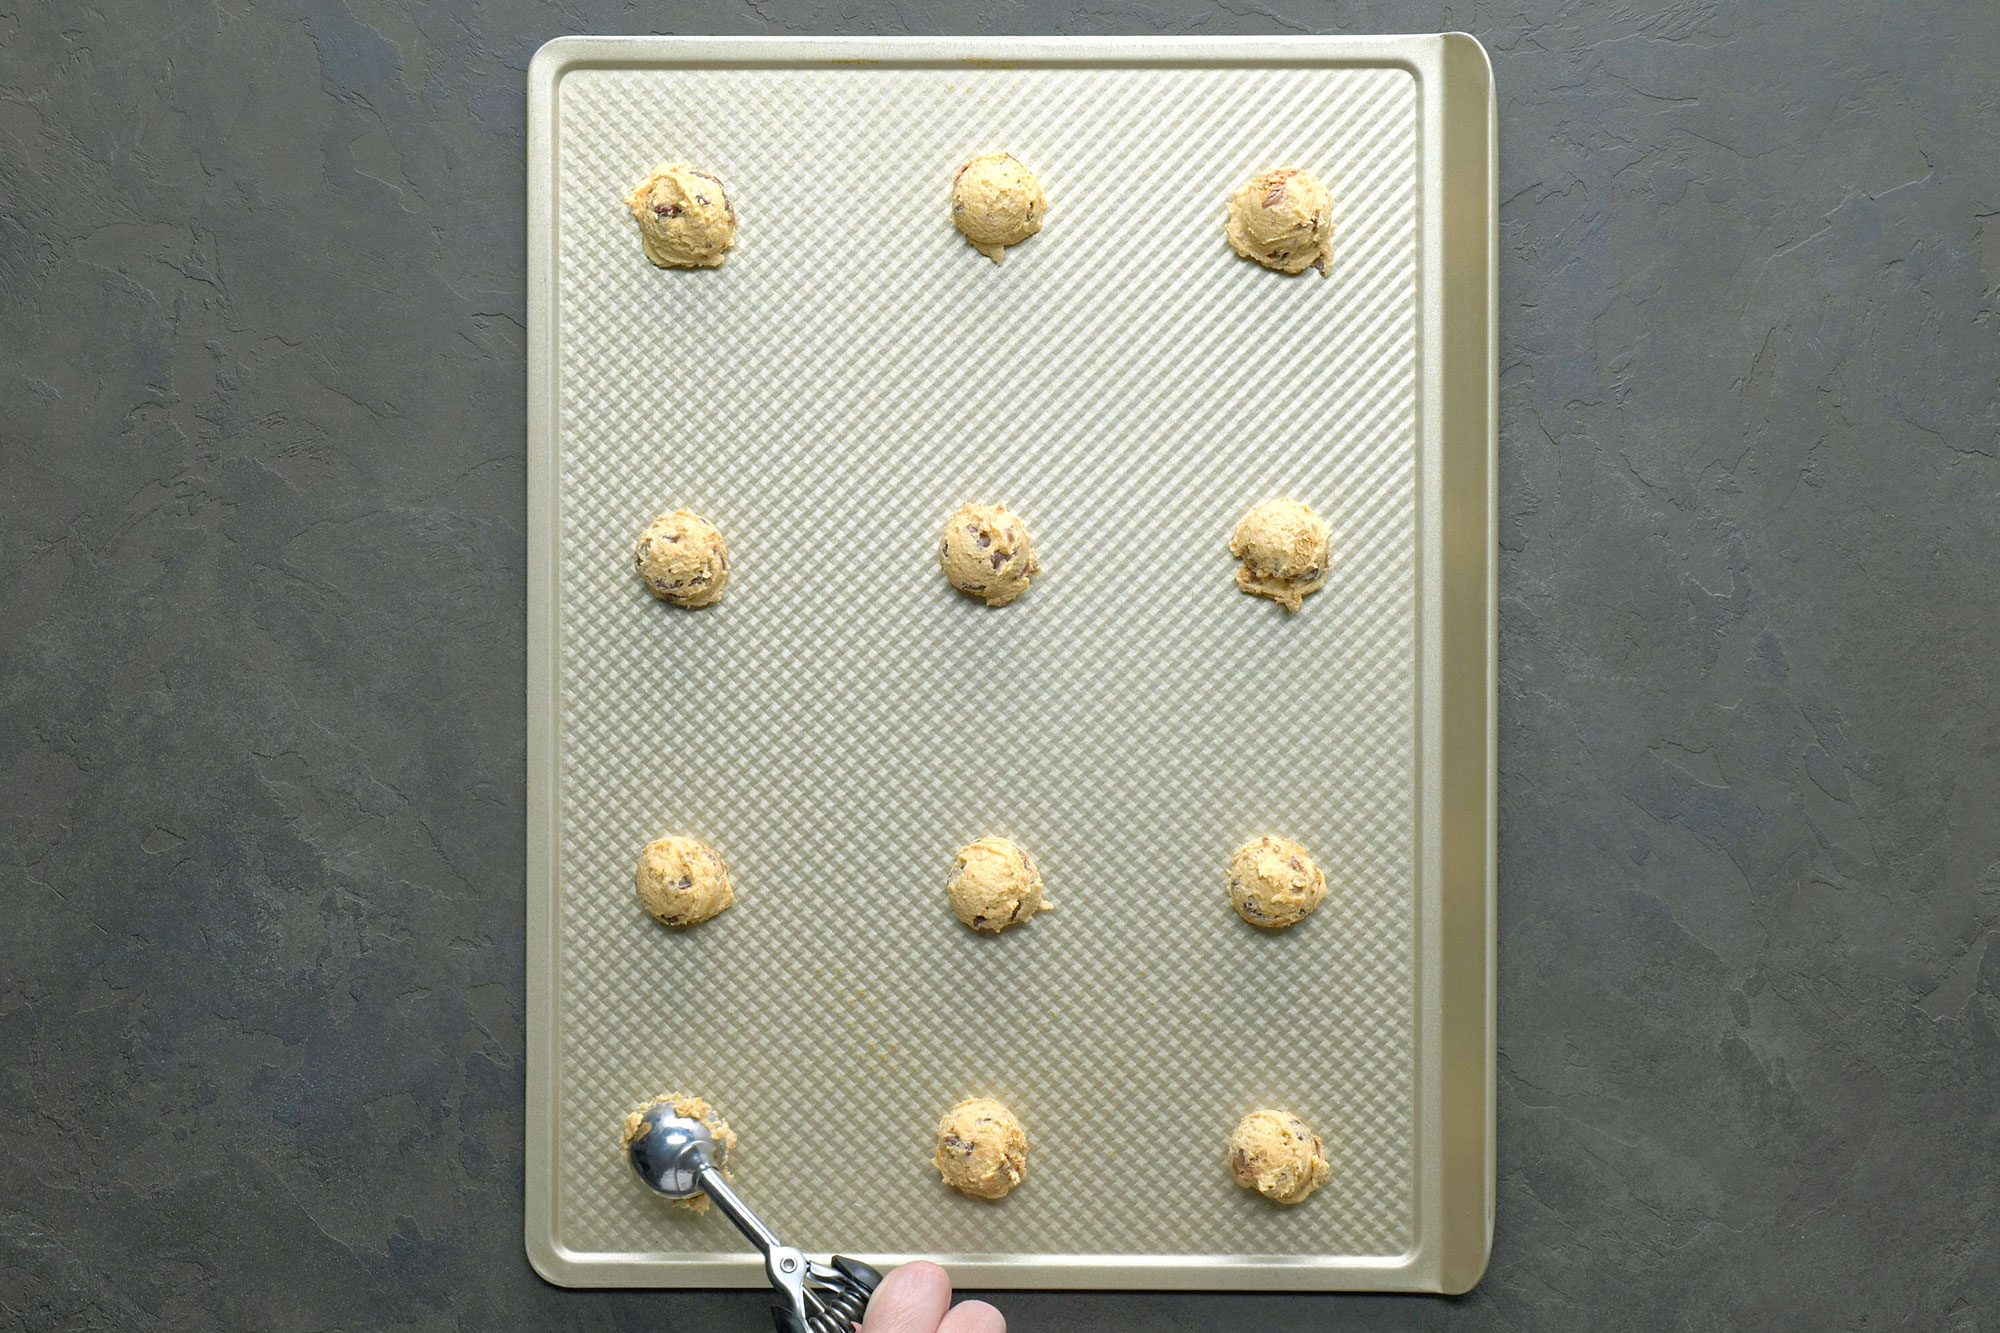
left=832, top=1255, right=884, bottom=1297
left=769, top=1257, right=882, bottom=1332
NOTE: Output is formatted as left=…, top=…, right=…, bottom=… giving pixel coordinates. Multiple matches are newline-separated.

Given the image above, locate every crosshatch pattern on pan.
left=551, top=62, right=1420, bottom=1265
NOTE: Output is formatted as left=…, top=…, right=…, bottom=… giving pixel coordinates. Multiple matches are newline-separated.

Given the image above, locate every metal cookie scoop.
left=627, top=1102, right=881, bottom=1332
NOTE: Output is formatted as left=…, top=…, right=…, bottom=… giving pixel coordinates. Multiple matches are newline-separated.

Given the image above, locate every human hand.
left=857, top=1260, right=1004, bottom=1333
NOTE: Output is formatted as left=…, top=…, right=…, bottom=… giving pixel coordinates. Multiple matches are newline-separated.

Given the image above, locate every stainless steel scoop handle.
left=627, top=1104, right=880, bottom=1332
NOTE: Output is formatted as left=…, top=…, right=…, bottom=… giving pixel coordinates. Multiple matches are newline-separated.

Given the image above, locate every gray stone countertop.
left=3, top=2, right=1996, bottom=1329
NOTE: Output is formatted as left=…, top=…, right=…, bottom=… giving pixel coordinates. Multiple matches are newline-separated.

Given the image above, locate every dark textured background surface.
left=3, top=1, right=1997, bottom=1329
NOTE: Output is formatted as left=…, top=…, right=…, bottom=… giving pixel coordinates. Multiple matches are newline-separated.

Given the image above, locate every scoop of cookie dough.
left=1228, top=1108, right=1329, bottom=1205
left=1229, top=497, right=1329, bottom=613
left=947, top=836, right=1052, bottom=933
left=636, top=510, right=730, bottom=608
left=939, top=503, right=1041, bottom=607
left=1227, top=836, right=1326, bottom=929
left=636, top=835, right=735, bottom=928
left=622, top=1092, right=738, bottom=1213
left=625, top=163, right=737, bottom=269
left=951, top=152, right=1046, bottom=263
left=934, top=1097, right=1029, bottom=1200
left=1225, top=168, right=1334, bottom=276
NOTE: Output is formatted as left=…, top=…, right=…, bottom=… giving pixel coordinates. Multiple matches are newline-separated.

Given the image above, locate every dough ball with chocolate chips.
left=636, top=835, right=735, bottom=928
left=934, top=1097, right=1029, bottom=1200
left=1228, top=1108, right=1329, bottom=1205
left=635, top=509, right=730, bottom=608
left=625, top=162, right=737, bottom=269
left=1226, top=836, right=1326, bottom=929
left=621, top=1092, right=738, bottom=1213
left=947, top=836, right=1052, bottom=933
left=1225, top=167, right=1334, bottom=276
left=951, top=151, right=1046, bottom=263
left=939, top=502, right=1041, bottom=607
left=1229, top=497, right=1328, bottom=613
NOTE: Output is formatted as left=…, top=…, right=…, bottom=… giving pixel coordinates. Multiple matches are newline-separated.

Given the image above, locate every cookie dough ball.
left=622, top=1092, right=738, bottom=1214
left=1229, top=498, right=1329, bottom=613
left=636, top=510, right=730, bottom=608
left=1228, top=1108, right=1330, bottom=1205
left=636, top=835, right=734, bottom=928
left=947, top=837, right=1052, bottom=933
left=939, top=503, right=1041, bottom=607
left=1227, top=836, right=1326, bottom=929
left=1225, top=168, right=1334, bottom=276
left=951, top=152, right=1046, bottom=263
left=934, top=1097, right=1029, bottom=1200
left=625, top=163, right=737, bottom=269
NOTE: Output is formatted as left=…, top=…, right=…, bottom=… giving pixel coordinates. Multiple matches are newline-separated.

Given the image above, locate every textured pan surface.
left=527, top=35, right=1493, bottom=1291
